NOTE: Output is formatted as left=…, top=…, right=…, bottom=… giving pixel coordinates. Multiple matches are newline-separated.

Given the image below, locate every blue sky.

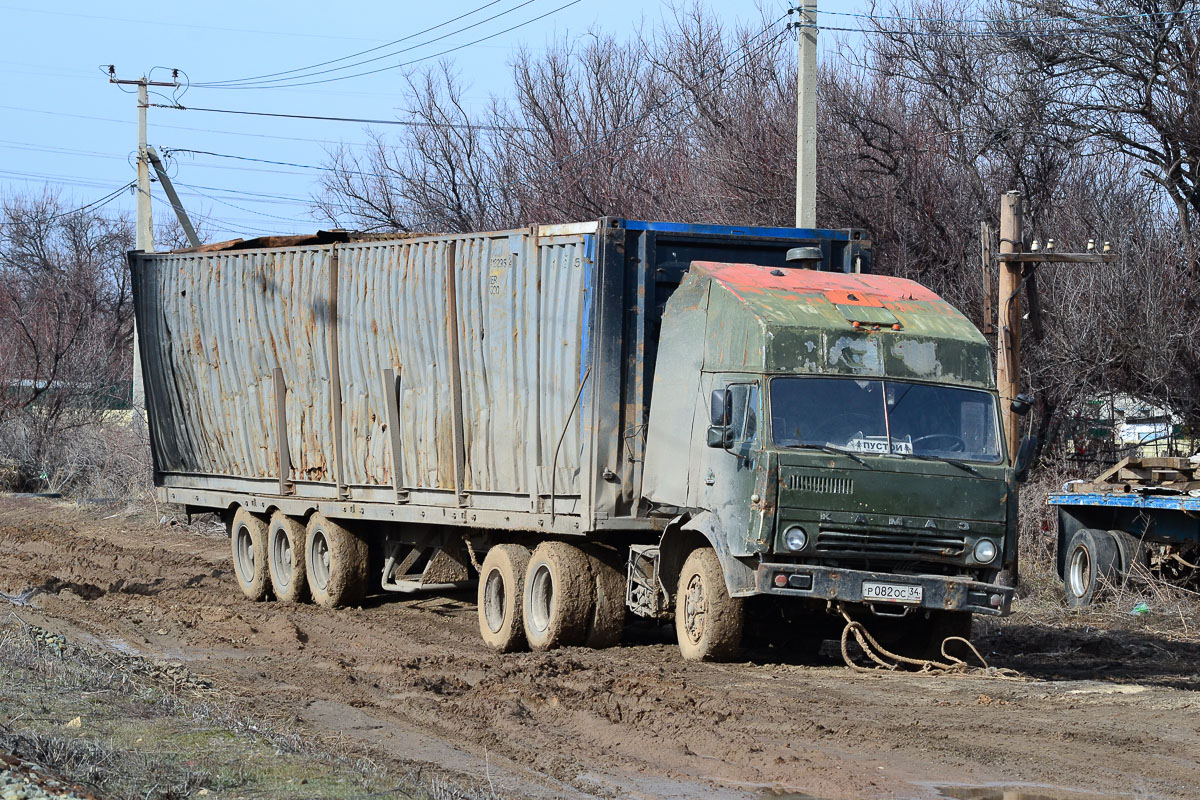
left=1, top=0, right=863, bottom=240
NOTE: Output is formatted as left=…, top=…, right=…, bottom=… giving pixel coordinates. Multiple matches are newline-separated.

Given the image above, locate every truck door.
left=691, top=375, right=769, bottom=559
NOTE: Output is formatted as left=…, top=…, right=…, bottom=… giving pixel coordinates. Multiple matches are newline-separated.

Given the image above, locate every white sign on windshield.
left=844, top=437, right=913, bottom=455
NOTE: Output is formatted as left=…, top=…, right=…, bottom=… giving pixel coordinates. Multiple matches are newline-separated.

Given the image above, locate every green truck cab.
left=640, top=259, right=1016, bottom=659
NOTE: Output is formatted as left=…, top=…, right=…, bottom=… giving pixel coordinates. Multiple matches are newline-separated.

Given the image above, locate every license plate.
left=862, top=581, right=923, bottom=604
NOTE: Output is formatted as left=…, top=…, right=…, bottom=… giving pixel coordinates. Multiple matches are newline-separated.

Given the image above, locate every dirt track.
left=1, top=496, right=1198, bottom=800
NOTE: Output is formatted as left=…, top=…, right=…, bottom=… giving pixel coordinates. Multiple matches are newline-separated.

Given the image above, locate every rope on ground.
left=837, top=604, right=1017, bottom=677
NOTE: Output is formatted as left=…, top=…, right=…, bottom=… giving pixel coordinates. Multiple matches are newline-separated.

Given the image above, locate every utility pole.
left=107, top=68, right=180, bottom=420
left=992, top=190, right=1114, bottom=589
left=794, top=0, right=817, bottom=228
left=996, top=191, right=1023, bottom=457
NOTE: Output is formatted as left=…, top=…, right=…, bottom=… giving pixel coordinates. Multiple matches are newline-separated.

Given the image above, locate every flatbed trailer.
left=1050, top=457, right=1200, bottom=605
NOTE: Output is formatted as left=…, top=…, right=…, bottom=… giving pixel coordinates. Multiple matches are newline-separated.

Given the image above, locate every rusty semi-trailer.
left=132, top=218, right=1020, bottom=661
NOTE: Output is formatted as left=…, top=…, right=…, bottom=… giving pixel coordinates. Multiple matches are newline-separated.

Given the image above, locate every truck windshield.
left=770, top=377, right=1003, bottom=463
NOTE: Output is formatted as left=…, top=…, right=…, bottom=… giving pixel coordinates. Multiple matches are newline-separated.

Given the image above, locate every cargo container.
left=132, top=217, right=1019, bottom=661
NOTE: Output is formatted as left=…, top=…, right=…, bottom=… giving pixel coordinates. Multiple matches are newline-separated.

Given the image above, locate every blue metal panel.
left=1049, top=492, right=1200, bottom=512
left=618, top=219, right=854, bottom=240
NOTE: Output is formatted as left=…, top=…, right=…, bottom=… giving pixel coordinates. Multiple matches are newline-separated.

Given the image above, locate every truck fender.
left=658, top=512, right=758, bottom=600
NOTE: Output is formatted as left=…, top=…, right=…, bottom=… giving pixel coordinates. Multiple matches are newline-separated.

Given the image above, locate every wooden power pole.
left=996, top=192, right=1023, bottom=458
left=992, top=190, right=1115, bottom=588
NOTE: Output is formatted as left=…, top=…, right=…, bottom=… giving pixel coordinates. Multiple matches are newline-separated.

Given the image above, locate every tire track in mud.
left=1, top=497, right=1199, bottom=800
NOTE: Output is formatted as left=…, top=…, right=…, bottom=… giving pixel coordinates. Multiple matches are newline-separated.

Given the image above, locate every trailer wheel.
left=522, top=542, right=594, bottom=651
left=675, top=547, right=743, bottom=662
left=268, top=512, right=310, bottom=604
left=304, top=513, right=369, bottom=608
left=230, top=508, right=270, bottom=602
left=1110, top=529, right=1149, bottom=575
left=478, top=544, right=532, bottom=652
left=1065, top=528, right=1120, bottom=606
left=583, top=547, right=627, bottom=649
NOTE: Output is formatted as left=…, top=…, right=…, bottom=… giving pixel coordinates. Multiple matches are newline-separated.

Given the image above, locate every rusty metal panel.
left=336, top=237, right=456, bottom=489
left=135, top=227, right=595, bottom=507
left=134, top=246, right=336, bottom=485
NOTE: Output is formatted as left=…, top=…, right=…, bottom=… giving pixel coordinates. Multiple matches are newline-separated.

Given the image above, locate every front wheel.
left=674, top=548, right=743, bottom=662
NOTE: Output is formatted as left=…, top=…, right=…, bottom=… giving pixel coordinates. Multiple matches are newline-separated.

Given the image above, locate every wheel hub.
left=234, top=526, right=254, bottom=583
left=683, top=573, right=706, bottom=643
left=310, top=531, right=331, bottom=590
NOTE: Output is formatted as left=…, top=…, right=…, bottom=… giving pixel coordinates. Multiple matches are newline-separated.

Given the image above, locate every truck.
left=1050, top=457, right=1200, bottom=605
left=131, top=217, right=1024, bottom=662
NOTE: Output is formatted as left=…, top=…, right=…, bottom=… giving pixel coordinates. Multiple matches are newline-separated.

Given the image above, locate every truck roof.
left=684, top=260, right=994, bottom=389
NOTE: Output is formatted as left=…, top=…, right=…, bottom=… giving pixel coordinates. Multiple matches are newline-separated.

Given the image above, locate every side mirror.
left=1014, top=435, right=1037, bottom=482
left=710, top=388, right=730, bottom=426
left=707, top=425, right=734, bottom=449
left=1010, top=393, right=1034, bottom=416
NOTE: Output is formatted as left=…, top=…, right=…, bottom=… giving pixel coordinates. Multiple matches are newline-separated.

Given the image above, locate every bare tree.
left=0, top=191, right=136, bottom=490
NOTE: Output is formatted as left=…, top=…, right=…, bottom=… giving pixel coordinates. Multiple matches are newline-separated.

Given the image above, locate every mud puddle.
left=933, top=783, right=1135, bottom=800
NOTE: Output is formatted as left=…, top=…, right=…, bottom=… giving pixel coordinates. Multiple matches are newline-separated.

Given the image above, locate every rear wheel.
left=1064, top=528, right=1120, bottom=606
left=583, top=546, right=627, bottom=649
left=268, top=512, right=309, bottom=604
left=304, top=513, right=369, bottom=608
left=230, top=508, right=270, bottom=602
left=522, top=542, right=594, bottom=651
left=478, top=544, right=532, bottom=652
left=675, top=547, right=743, bottom=662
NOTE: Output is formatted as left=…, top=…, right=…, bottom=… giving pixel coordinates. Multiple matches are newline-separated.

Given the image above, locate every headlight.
left=783, top=525, right=808, bottom=552
left=973, top=539, right=998, bottom=564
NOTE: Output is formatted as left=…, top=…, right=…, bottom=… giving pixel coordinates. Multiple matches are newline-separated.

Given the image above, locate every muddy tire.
left=583, top=547, right=627, bottom=650
left=522, top=542, right=594, bottom=651
left=268, top=512, right=309, bottom=604
left=478, top=544, right=532, bottom=653
left=230, top=508, right=270, bottom=602
left=304, top=513, right=369, bottom=608
left=1064, top=528, right=1120, bottom=607
left=675, top=547, right=743, bottom=662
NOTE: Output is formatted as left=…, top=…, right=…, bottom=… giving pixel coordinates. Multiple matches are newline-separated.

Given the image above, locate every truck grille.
left=787, top=474, right=853, bottom=494
left=815, top=529, right=966, bottom=559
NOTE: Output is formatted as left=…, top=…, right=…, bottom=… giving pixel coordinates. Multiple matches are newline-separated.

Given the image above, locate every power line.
left=0, top=104, right=384, bottom=147
left=149, top=104, right=528, bottom=132
left=819, top=6, right=1200, bottom=25
left=197, top=0, right=524, bottom=87
left=0, top=181, right=134, bottom=226
left=796, top=16, right=1200, bottom=38
left=194, top=0, right=582, bottom=90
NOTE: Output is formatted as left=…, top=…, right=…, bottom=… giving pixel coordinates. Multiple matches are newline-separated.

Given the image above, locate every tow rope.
left=837, top=604, right=995, bottom=674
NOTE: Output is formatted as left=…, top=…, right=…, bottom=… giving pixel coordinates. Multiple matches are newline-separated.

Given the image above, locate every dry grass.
left=0, top=415, right=152, bottom=502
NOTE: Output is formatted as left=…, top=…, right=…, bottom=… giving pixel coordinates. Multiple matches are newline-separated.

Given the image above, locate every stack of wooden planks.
left=1070, top=457, right=1200, bottom=494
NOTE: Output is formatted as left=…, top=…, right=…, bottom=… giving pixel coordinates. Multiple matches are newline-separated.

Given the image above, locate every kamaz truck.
left=131, top=218, right=1020, bottom=661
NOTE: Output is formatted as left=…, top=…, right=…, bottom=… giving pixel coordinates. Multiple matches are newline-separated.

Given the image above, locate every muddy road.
left=1, top=497, right=1197, bottom=800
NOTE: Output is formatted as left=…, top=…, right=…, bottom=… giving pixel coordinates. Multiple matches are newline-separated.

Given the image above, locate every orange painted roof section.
left=691, top=261, right=943, bottom=304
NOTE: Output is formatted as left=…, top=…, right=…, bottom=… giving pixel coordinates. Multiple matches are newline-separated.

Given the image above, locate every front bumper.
left=754, top=562, right=1014, bottom=616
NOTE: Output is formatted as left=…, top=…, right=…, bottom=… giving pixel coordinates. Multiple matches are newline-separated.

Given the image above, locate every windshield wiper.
left=904, top=453, right=983, bottom=477
left=787, top=443, right=874, bottom=469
